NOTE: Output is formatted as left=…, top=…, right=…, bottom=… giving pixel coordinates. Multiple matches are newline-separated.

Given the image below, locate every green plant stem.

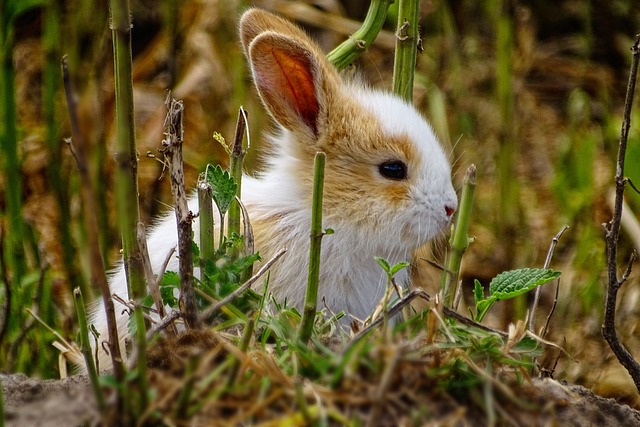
left=392, top=0, right=420, bottom=101
left=299, top=152, right=326, bottom=345
left=44, top=0, right=82, bottom=296
left=327, top=0, right=394, bottom=70
left=198, top=182, right=215, bottom=271
left=493, top=0, right=519, bottom=259
left=109, top=0, right=147, bottom=410
left=442, top=165, right=477, bottom=307
left=0, top=18, right=27, bottom=298
left=227, top=108, right=247, bottom=243
left=174, top=355, right=198, bottom=419
left=73, top=288, right=105, bottom=411
left=227, top=316, right=255, bottom=387
left=492, top=0, right=523, bottom=319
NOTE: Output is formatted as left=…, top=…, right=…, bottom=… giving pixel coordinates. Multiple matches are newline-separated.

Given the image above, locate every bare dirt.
left=3, top=372, right=640, bottom=426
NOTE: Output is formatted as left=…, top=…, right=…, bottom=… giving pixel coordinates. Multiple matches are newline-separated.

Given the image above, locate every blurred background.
left=2, top=0, right=640, bottom=405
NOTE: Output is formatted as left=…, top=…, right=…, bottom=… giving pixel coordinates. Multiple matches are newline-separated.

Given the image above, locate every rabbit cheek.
left=380, top=182, right=411, bottom=206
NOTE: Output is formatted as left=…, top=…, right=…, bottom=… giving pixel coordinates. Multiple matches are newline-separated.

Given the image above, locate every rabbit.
left=85, top=8, right=458, bottom=372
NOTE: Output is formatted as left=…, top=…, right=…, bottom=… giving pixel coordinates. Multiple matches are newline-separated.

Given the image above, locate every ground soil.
left=3, top=372, right=640, bottom=426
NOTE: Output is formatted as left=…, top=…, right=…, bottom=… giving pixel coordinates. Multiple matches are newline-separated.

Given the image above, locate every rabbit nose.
left=445, top=205, right=456, bottom=217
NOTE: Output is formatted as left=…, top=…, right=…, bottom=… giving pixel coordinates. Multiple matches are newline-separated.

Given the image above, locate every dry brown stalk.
left=160, top=95, right=200, bottom=329
left=601, top=35, right=640, bottom=393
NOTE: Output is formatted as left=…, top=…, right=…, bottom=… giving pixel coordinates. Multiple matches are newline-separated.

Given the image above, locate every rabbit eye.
left=378, top=160, right=407, bottom=180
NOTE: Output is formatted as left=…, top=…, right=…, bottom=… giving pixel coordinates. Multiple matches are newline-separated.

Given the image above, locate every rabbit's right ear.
left=247, top=33, right=331, bottom=138
left=240, top=9, right=339, bottom=139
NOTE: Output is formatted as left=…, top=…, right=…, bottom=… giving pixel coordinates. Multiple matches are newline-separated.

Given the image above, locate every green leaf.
left=160, top=271, right=179, bottom=287
left=389, top=261, right=410, bottom=276
left=475, top=298, right=495, bottom=322
left=160, top=285, right=178, bottom=308
left=141, top=294, right=153, bottom=308
left=374, top=256, right=391, bottom=274
left=201, top=164, right=237, bottom=215
left=488, top=268, right=561, bottom=301
left=473, top=279, right=484, bottom=306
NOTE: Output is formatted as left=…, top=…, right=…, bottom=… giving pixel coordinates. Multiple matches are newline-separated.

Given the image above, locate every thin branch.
left=602, top=35, right=640, bottom=394
left=628, top=178, right=640, bottom=196
left=146, top=311, right=182, bottom=341
left=529, top=225, right=569, bottom=332
left=541, top=277, right=561, bottom=339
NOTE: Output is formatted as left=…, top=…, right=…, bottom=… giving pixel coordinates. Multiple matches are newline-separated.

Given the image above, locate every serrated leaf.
left=390, top=261, right=410, bottom=276
left=160, top=271, right=179, bottom=287
left=160, top=285, right=178, bottom=308
left=374, top=256, right=391, bottom=274
left=489, top=268, right=561, bottom=301
left=473, top=279, right=484, bottom=306
left=141, top=294, right=153, bottom=308
left=203, top=164, right=237, bottom=215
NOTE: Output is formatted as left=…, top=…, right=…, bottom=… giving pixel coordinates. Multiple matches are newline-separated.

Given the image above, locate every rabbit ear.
left=239, top=8, right=310, bottom=56
left=247, top=32, right=328, bottom=137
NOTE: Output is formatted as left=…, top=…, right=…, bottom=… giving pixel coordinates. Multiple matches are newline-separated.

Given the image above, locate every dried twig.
left=529, top=225, right=569, bottom=332
left=601, top=35, right=640, bottom=393
left=161, top=95, right=200, bottom=329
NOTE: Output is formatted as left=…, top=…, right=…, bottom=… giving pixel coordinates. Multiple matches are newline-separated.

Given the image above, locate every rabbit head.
left=240, top=9, right=457, bottom=258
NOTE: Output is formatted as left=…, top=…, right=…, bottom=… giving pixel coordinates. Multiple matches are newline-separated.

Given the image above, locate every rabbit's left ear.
left=247, top=32, right=331, bottom=138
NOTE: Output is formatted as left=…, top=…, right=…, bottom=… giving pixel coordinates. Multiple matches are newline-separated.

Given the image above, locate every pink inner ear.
left=254, top=44, right=320, bottom=135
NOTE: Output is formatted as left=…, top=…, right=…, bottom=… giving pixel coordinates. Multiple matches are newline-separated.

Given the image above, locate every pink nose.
left=445, top=205, right=456, bottom=217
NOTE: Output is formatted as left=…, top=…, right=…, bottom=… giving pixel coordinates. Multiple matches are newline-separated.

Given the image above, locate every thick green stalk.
left=493, top=0, right=518, bottom=258
left=327, top=0, right=394, bottom=70
left=299, top=152, right=326, bottom=345
left=442, top=165, right=476, bottom=307
left=44, top=0, right=82, bottom=295
left=0, top=27, right=26, bottom=291
left=227, top=108, right=247, bottom=242
left=492, top=0, right=523, bottom=318
left=110, top=0, right=147, bottom=408
left=73, top=288, right=105, bottom=411
left=392, top=0, right=420, bottom=101
left=198, top=182, right=215, bottom=270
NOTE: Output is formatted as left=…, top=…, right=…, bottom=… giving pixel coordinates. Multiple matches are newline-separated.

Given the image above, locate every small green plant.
left=472, top=268, right=562, bottom=323
left=153, top=162, right=260, bottom=323
left=201, top=164, right=237, bottom=246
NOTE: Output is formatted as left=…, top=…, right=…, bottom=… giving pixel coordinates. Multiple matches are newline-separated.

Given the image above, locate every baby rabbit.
left=88, top=8, right=458, bottom=371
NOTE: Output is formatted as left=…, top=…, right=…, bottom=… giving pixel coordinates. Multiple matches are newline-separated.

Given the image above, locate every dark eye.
left=378, top=160, right=408, bottom=180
